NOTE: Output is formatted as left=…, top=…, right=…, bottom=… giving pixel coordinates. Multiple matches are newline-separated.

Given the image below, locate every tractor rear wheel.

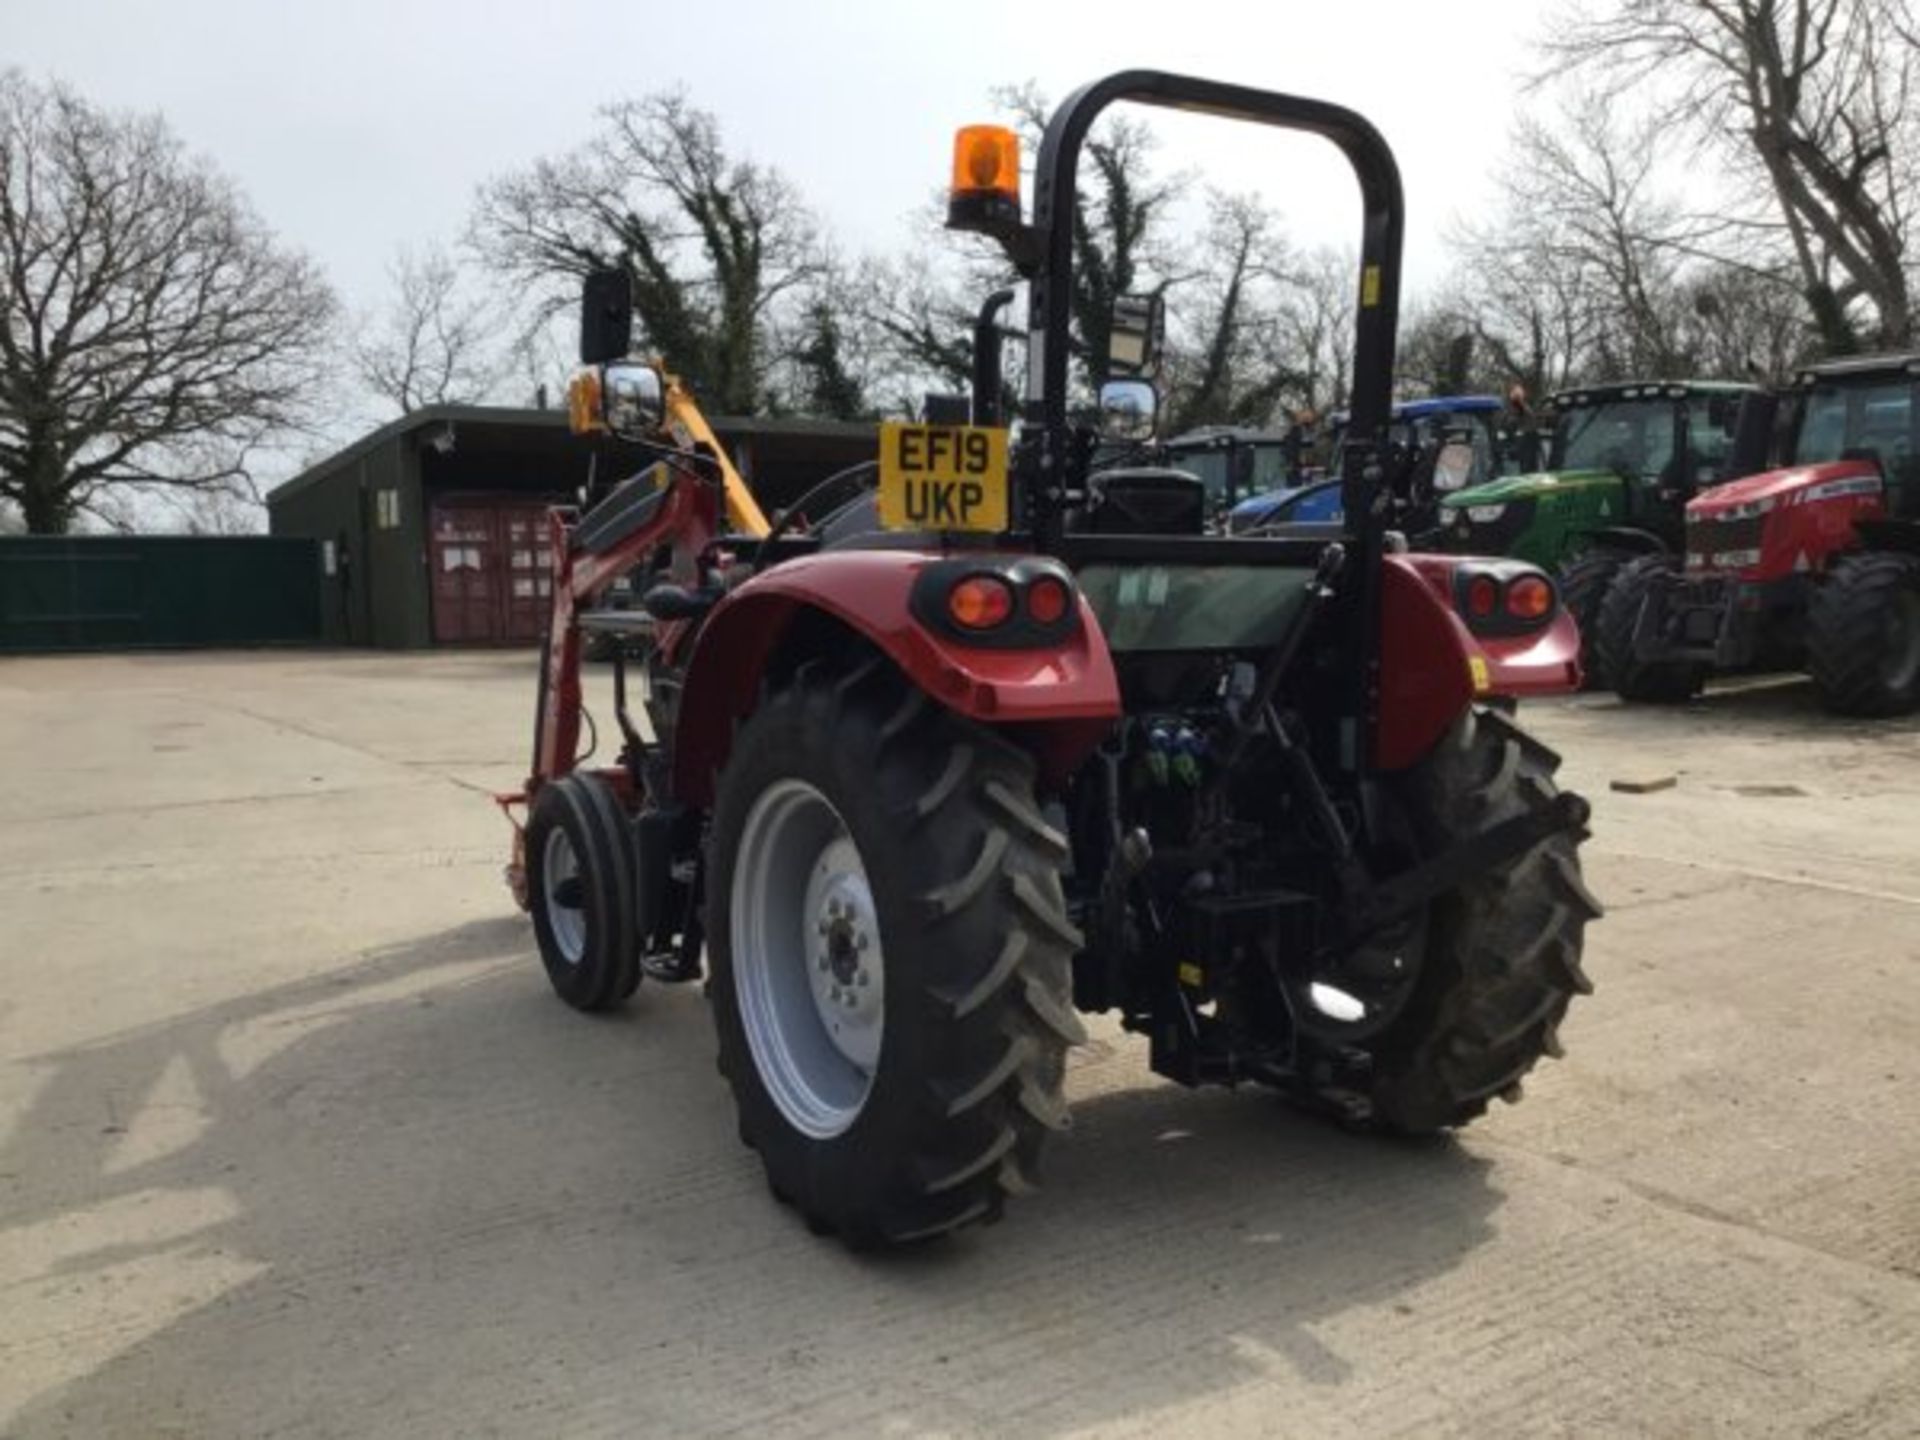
left=1325, top=706, right=1601, bottom=1133
left=1556, top=547, right=1630, bottom=688
left=1597, top=554, right=1708, bottom=703
left=706, top=657, right=1082, bottom=1248
left=1806, top=552, right=1920, bottom=716
left=525, top=773, right=640, bottom=1011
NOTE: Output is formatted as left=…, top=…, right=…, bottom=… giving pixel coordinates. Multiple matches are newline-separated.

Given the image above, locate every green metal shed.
left=266, top=405, right=875, bottom=649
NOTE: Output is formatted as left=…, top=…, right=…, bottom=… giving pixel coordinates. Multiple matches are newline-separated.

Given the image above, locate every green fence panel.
left=0, top=537, right=324, bottom=652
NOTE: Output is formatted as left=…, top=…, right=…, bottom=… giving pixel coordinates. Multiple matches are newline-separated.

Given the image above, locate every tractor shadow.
left=3, top=921, right=1502, bottom=1438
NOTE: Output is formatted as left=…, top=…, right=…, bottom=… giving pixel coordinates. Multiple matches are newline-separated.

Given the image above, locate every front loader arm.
left=659, top=381, right=771, bottom=537
left=501, top=369, right=770, bottom=904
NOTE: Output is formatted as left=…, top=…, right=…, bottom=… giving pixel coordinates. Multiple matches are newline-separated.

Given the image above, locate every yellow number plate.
left=877, top=422, right=1009, bottom=533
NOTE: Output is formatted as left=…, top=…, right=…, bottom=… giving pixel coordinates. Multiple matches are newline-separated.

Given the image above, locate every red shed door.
left=428, top=500, right=556, bottom=644
left=498, top=506, right=554, bottom=642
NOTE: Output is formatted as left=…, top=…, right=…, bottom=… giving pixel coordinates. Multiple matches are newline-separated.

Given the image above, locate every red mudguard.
left=673, top=549, right=1579, bottom=802
left=672, top=551, right=1122, bottom=805
left=1376, top=555, right=1583, bottom=771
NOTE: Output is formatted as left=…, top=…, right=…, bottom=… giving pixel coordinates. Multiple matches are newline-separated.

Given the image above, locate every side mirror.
left=1098, top=379, right=1158, bottom=441
left=1108, top=293, right=1165, bottom=377
left=580, top=268, right=634, bottom=365
left=602, top=362, right=665, bottom=436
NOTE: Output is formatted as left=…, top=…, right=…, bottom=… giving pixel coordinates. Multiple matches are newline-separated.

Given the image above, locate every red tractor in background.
left=1600, top=352, right=1920, bottom=714
left=501, top=72, right=1600, bottom=1250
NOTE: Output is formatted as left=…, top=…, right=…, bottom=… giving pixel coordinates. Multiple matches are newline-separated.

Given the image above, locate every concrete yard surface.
left=1, top=652, right=1917, bottom=1438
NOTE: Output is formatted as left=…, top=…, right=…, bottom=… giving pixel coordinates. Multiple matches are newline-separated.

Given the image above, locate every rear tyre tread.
left=1806, top=552, right=1920, bottom=717
left=708, top=656, right=1078, bottom=1248
left=1333, top=707, right=1598, bottom=1135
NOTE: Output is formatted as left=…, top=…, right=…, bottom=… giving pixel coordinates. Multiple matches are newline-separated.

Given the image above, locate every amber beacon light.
left=947, top=124, right=1022, bottom=233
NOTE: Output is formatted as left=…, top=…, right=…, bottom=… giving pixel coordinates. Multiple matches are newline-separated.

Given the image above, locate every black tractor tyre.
left=525, top=773, right=641, bottom=1011
left=706, top=657, right=1083, bottom=1248
left=1806, top=552, right=1920, bottom=716
left=1597, top=554, right=1708, bottom=703
left=1555, top=548, right=1631, bottom=688
left=1340, top=705, right=1602, bottom=1134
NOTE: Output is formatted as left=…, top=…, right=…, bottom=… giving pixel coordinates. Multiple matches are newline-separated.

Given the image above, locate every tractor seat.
left=1083, top=468, right=1208, bottom=535
left=642, top=583, right=723, bottom=623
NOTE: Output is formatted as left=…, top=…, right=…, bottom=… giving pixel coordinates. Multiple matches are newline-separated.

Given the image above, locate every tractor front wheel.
left=1597, top=554, right=1708, bottom=703
left=707, top=657, right=1082, bottom=1247
left=1806, top=552, right=1920, bottom=716
left=525, top=773, right=641, bottom=1011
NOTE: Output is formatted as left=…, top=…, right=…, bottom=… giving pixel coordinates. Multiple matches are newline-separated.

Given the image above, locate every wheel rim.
left=1877, top=589, right=1920, bottom=694
left=542, top=826, right=587, bottom=964
left=731, top=779, right=884, bottom=1139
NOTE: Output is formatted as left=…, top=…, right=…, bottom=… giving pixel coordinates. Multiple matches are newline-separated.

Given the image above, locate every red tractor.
left=1600, top=352, right=1920, bottom=713
left=501, top=72, right=1600, bottom=1249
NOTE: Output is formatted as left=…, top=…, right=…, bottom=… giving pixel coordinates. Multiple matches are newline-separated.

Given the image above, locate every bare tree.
left=354, top=244, right=497, bottom=414
left=0, top=73, right=336, bottom=534
left=472, top=91, right=822, bottom=414
left=763, top=259, right=890, bottom=421
left=1545, top=0, right=1919, bottom=349
left=1516, top=102, right=1693, bottom=374
left=1163, top=193, right=1293, bottom=431
left=1450, top=88, right=1820, bottom=390
left=1677, top=265, right=1813, bottom=377
left=1397, top=300, right=1486, bottom=398
left=857, top=252, right=980, bottom=408
left=1275, top=247, right=1359, bottom=418
left=1450, top=100, right=1668, bottom=393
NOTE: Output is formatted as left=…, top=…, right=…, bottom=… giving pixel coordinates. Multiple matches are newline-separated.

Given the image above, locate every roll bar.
left=1023, top=71, right=1404, bottom=455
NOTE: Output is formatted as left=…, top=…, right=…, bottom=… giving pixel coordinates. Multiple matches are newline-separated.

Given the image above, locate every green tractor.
left=1435, top=381, right=1767, bottom=679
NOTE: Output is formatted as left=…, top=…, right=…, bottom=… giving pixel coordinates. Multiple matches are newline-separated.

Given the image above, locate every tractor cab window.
left=1242, top=440, right=1295, bottom=496
left=1553, top=399, right=1679, bottom=482
left=1796, top=382, right=1914, bottom=471
left=1401, top=411, right=1496, bottom=489
left=1687, top=396, right=1742, bottom=484
left=1165, top=435, right=1300, bottom=509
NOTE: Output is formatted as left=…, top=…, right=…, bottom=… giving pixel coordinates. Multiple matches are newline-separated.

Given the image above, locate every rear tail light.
left=1452, top=562, right=1557, bottom=636
left=947, top=575, right=1016, bottom=630
left=912, top=557, right=1081, bottom=647
left=1505, top=574, right=1553, bottom=620
left=1025, top=575, right=1071, bottom=625
left=1467, top=575, right=1500, bottom=618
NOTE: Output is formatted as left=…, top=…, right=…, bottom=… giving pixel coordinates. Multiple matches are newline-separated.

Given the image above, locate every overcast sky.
left=8, top=0, right=1551, bottom=316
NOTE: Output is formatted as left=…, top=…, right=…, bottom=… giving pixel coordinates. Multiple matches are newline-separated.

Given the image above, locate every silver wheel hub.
left=731, top=780, right=884, bottom=1139
left=542, top=826, right=586, bottom=965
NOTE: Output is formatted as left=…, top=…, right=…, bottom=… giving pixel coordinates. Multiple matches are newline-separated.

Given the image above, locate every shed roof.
left=267, top=404, right=876, bottom=508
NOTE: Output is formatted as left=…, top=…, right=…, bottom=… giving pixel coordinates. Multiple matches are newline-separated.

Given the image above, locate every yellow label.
left=1468, top=655, right=1491, bottom=694
left=1361, top=265, right=1382, bottom=308
left=877, top=422, right=1009, bottom=533
left=1177, top=962, right=1205, bottom=989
